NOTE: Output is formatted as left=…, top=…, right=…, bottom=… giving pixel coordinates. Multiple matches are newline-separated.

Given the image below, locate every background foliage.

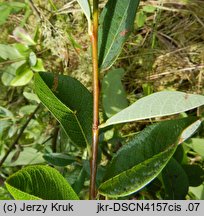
left=0, top=0, right=204, bottom=200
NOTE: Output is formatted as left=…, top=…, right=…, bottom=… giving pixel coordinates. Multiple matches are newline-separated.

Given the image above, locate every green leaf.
left=136, top=11, right=147, bottom=28
left=13, top=43, right=30, bottom=57
left=10, top=67, right=33, bottom=86
left=173, top=145, right=186, bottom=164
left=71, top=167, right=87, bottom=194
left=43, top=153, right=76, bottom=167
left=5, top=165, right=79, bottom=200
left=182, top=165, right=204, bottom=187
left=0, top=106, right=13, bottom=135
left=0, top=120, right=12, bottom=135
left=100, top=91, right=204, bottom=128
left=186, top=138, right=204, bottom=158
left=83, top=160, right=106, bottom=187
left=189, top=184, right=204, bottom=200
left=0, top=44, right=23, bottom=60
left=142, top=5, right=156, bottom=13
left=98, top=0, right=140, bottom=70
left=142, top=83, right=153, bottom=96
left=8, top=2, right=26, bottom=9
left=29, top=52, right=37, bottom=66
left=0, top=187, right=12, bottom=200
left=0, top=5, right=11, bottom=25
left=65, top=165, right=82, bottom=185
left=1, top=66, right=16, bottom=86
left=2, top=2, right=26, bottom=13
left=23, top=92, right=40, bottom=103
left=76, top=0, right=91, bottom=34
left=162, top=158, right=189, bottom=199
left=178, top=120, right=201, bottom=144
left=102, top=68, right=128, bottom=118
left=0, top=2, right=26, bottom=25
left=34, top=72, right=93, bottom=148
left=98, top=117, right=199, bottom=197
left=0, top=106, right=13, bottom=118
left=8, top=124, right=18, bottom=138
left=31, top=58, right=45, bottom=72
left=1, top=61, right=25, bottom=86
left=3, top=147, right=44, bottom=167
left=19, top=105, right=37, bottom=116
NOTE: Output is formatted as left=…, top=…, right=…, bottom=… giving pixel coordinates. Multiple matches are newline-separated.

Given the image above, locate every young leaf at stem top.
left=98, top=0, right=140, bottom=70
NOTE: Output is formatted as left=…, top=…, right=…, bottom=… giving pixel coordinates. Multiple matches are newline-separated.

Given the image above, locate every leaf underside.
left=101, top=91, right=204, bottom=128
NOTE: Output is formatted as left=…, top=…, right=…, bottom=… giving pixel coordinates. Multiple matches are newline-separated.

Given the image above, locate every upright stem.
left=90, top=0, right=99, bottom=200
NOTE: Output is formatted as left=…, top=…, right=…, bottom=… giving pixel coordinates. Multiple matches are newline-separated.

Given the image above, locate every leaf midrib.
left=73, top=111, right=90, bottom=147
left=52, top=96, right=89, bottom=147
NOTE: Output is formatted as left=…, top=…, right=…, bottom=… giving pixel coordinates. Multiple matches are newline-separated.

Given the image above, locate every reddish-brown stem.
left=90, top=0, right=99, bottom=200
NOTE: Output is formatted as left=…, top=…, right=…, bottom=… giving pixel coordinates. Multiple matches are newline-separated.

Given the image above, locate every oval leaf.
left=23, top=92, right=40, bottom=103
left=102, top=68, right=128, bottom=117
left=5, top=165, right=79, bottom=200
left=100, top=91, right=204, bottom=128
left=34, top=72, right=93, bottom=148
left=98, top=117, right=199, bottom=197
left=29, top=52, right=37, bottom=66
left=98, top=0, right=140, bottom=70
